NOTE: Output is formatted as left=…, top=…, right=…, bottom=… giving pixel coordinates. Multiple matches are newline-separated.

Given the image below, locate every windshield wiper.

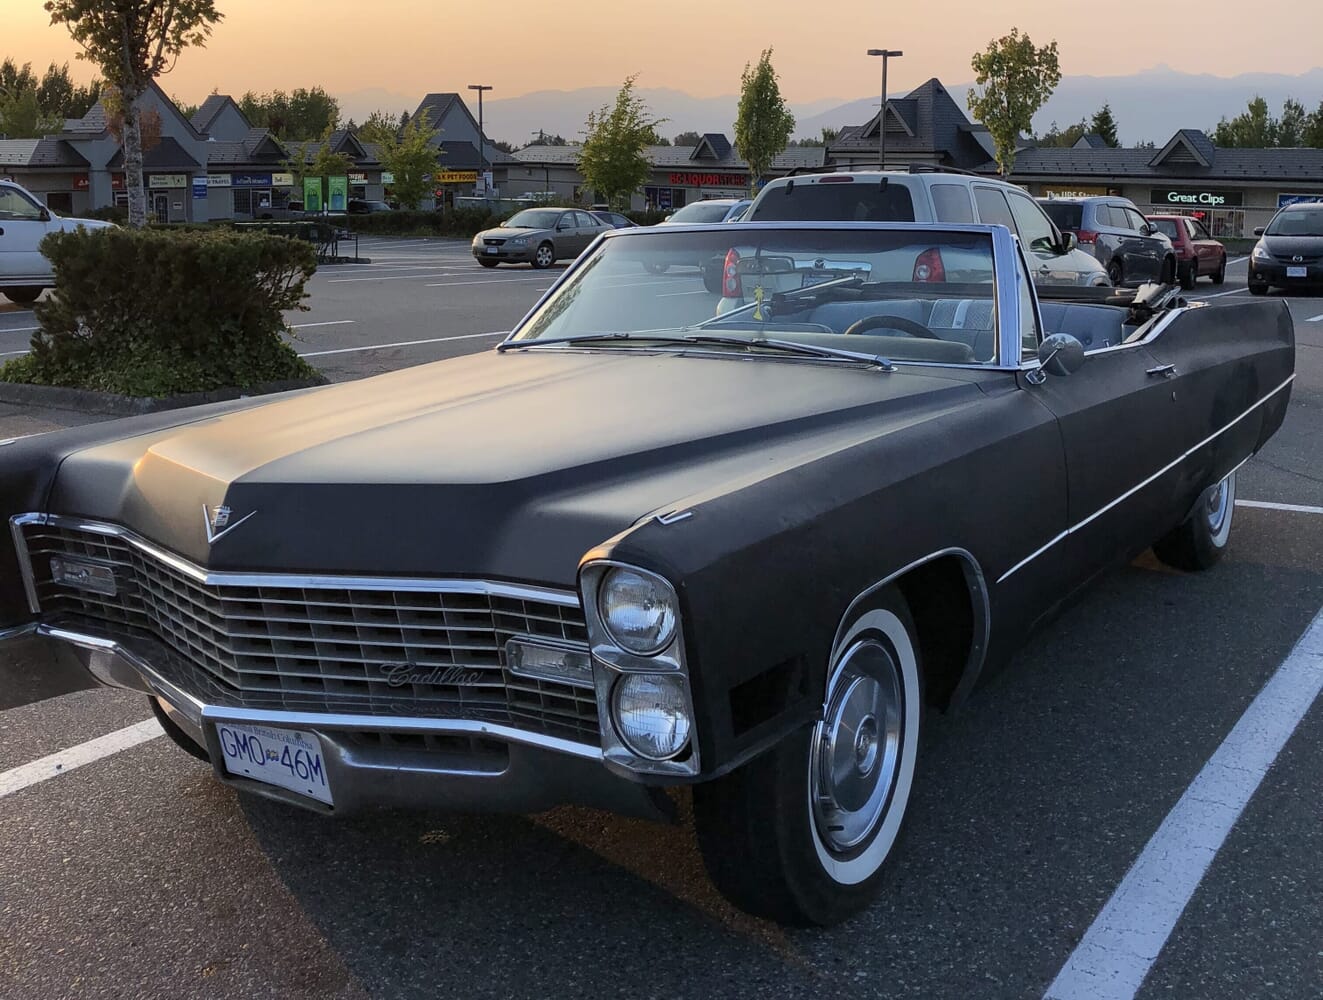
left=679, top=334, right=896, bottom=369
left=497, top=333, right=634, bottom=352
left=684, top=272, right=866, bottom=330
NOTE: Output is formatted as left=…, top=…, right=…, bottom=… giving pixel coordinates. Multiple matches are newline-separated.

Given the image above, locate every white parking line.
left=289, top=320, right=355, bottom=329
left=298, top=330, right=506, bottom=358
left=1226, top=255, right=1248, bottom=266
left=1237, top=499, right=1323, bottom=515
left=1307, top=313, right=1323, bottom=323
left=0, top=349, right=29, bottom=357
left=1044, top=606, right=1323, bottom=1000
left=1191, top=287, right=1251, bottom=300
left=327, top=270, right=467, bottom=283
left=0, top=718, right=161, bottom=799
left=0, top=326, right=38, bottom=334
left=424, top=276, right=555, bottom=288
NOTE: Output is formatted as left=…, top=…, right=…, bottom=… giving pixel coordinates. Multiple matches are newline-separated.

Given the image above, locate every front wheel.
left=2, top=287, right=42, bottom=305
left=1153, top=471, right=1237, bottom=571
left=1107, top=259, right=1124, bottom=286
left=531, top=242, right=555, bottom=269
left=477, top=258, right=499, bottom=268
left=1249, top=281, right=1268, bottom=296
left=1160, top=256, right=1176, bottom=285
left=693, top=587, right=923, bottom=926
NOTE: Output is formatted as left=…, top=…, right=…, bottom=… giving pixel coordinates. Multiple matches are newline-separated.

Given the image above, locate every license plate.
left=217, top=723, right=333, bottom=805
left=485, top=246, right=498, bottom=254
left=1287, top=266, right=1307, bottom=278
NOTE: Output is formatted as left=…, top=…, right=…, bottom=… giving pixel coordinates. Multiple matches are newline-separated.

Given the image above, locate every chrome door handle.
left=1146, top=363, right=1177, bottom=379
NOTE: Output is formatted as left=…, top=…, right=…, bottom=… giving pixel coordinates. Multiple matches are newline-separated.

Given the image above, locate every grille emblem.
left=1293, top=255, right=1304, bottom=262
left=203, top=504, right=256, bottom=544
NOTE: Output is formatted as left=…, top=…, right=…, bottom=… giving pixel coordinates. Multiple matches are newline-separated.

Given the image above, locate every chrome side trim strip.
left=997, top=372, right=1296, bottom=584
left=0, top=622, right=37, bottom=644
left=34, top=624, right=605, bottom=762
left=13, top=513, right=580, bottom=606
left=10, top=512, right=42, bottom=614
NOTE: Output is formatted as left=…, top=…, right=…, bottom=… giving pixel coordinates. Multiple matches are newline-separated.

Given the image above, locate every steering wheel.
left=843, top=315, right=940, bottom=340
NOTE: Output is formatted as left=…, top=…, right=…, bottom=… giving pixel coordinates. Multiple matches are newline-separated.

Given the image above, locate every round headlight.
left=598, top=567, right=677, bottom=654
left=612, top=673, right=691, bottom=760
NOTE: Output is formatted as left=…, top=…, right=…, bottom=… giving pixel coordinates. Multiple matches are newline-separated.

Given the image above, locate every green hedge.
left=0, top=227, right=320, bottom=397
left=339, top=207, right=513, bottom=238
left=624, top=209, right=667, bottom=226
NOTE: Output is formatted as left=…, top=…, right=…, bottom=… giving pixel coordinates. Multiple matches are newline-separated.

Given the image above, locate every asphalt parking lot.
left=2, top=240, right=1322, bottom=999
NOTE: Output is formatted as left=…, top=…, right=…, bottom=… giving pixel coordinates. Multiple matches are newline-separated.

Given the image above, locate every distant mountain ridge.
left=337, top=67, right=1323, bottom=149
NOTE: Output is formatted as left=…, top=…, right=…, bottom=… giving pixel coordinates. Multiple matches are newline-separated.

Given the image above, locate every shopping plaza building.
left=2, top=78, right=1320, bottom=233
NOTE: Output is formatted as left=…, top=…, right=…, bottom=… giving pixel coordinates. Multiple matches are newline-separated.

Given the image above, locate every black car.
left=347, top=199, right=392, bottom=215
left=0, top=222, right=1294, bottom=927
left=1038, top=196, right=1177, bottom=286
left=1250, top=202, right=1323, bottom=294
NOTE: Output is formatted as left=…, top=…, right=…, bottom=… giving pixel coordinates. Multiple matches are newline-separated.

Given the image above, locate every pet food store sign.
left=1152, top=188, right=1243, bottom=208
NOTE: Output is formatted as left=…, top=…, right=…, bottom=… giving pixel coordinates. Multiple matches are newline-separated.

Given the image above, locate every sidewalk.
left=0, top=401, right=109, bottom=440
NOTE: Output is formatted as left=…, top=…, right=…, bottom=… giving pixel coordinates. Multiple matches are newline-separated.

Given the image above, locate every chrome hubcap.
left=1206, top=477, right=1230, bottom=533
left=811, top=640, right=903, bottom=853
left=537, top=247, right=552, bottom=266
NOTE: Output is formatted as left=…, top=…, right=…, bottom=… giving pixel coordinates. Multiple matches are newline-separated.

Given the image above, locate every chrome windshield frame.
left=498, top=222, right=1023, bottom=370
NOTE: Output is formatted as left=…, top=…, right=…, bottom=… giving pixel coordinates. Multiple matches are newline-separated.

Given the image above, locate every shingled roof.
left=0, top=138, right=90, bottom=168
left=514, top=138, right=826, bottom=172
left=828, top=79, right=993, bottom=169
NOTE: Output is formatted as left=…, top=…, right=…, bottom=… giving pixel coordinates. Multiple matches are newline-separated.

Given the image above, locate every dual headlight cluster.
left=583, top=564, right=696, bottom=771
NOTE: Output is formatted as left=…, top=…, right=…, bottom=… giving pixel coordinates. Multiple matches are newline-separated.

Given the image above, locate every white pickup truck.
left=0, top=180, right=114, bottom=304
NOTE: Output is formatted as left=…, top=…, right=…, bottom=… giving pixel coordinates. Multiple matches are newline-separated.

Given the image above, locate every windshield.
left=508, top=226, right=1001, bottom=366
left=505, top=209, right=563, bottom=229
left=1040, top=202, right=1083, bottom=231
left=1150, top=219, right=1180, bottom=239
left=749, top=182, right=916, bottom=223
left=1266, top=208, right=1323, bottom=237
left=667, top=202, right=734, bottom=224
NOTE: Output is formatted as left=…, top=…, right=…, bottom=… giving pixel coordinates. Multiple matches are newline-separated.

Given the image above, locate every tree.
left=967, top=27, right=1061, bottom=175
left=672, top=130, right=702, bottom=146
left=379, top=108, right=440, bottom=210
left=786, top=127, right=838, bottom=148
left=577, top=76, right=664, bottom=210
left=646, top=128, right=671, bottom=145
left=45, top=0, right=222, bottom=228
left=1090, top=103, right=1119, bottom=147
left=1037, top=118, right=1088, bottom=148
left=1212, top=95, right=1277, bottom=148
left=284, top=126, right=354, bottom=210
left=239, top=86, right=340, bottom=141
left=1276, top=98, right=1307, bottom=147
left=36, top=63, right=100, bottom=120
left=0, top=60, right=98, bottom=137
left=356, top=109, right=399, bottom=146
left=734, top=48, right=795, bottom=195
left=0, top=88, right=62, bottom=138
left=528, top=129, right=568, bottom=146
left=1305, top=101, right=1323, bottom=148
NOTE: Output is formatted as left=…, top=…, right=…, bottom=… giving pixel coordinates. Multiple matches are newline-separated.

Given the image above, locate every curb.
left=0, top=377, right=329, bottom=417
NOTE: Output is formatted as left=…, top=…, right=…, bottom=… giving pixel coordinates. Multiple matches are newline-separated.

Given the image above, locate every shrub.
left=0, top=227, right=320, bottom=397
left=339, top=207, right=513, bottom=238
left=624, top=209, right=668, bottom=226
left=81, top=205, right=128, bottom=223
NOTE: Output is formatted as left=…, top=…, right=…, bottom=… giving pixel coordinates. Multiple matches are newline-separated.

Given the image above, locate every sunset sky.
left=7, top=0, right=1322, bottom=106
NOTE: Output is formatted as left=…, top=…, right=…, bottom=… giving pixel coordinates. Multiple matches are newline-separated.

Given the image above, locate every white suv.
left=743, top=168, right=1110, bottom=289
left=0, top=180, right=114, bottom=304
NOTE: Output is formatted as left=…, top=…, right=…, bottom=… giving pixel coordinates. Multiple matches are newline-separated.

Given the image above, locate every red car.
left=1147, top=214, right=1227, bottom=289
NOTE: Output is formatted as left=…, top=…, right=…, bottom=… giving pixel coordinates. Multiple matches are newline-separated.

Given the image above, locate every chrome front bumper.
left=1, top=622, right=672, bottom=821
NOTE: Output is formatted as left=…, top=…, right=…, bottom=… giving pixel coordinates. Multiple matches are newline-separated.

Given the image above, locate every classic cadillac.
left=0, top=222, right=1294, bottom=926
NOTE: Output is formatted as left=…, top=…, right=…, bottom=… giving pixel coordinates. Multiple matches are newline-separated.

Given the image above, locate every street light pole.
left=468, top=84, right=493, bottom=197
left=865, top=49, right=903, bottom=169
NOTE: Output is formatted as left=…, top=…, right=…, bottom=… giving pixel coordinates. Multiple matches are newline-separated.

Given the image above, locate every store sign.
left=1043, top=184, right=1108, bottom=198
left=328, top=175, right=348, bottom=211
left=381, top=172, right=394, bottom=185
left=349, top=172, right=368, bottom=184
left=1151, top=188, right=1243, bottom=208
left=232, top=172, right=273, bottom=188
left=73, top=175, right=89, bottom=191
left=435, top=170, right=478, bottom=184
left=272, top=172, right=294, bottom=187
left=670, top=171, right=748, bottom=187
left=1278, top=193, right=1323, bottom=208
left=192, top=177, right=208, bottom=200
left=111, top=174, right=125, bottom=190
left=149, top=174, right=188, bottom=189
left=303, top=176, right=322, bottom=213
left=207, top=174, right=232, bottom=188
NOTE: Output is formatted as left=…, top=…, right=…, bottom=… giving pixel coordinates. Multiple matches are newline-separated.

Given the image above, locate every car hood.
left=1259, top=235, right=1323, bottom=257
left=47, top=350, right=984, bottom=587
left=481, top=227, right=551, bottom=240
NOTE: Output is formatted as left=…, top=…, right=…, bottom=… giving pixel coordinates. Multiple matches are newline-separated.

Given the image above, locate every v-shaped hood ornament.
left=203, top=504, right=257, bottom=545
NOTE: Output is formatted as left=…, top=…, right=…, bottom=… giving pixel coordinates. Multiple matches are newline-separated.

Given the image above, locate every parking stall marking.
left=328, top=270, right=470, bottom=283
left=1307, top=313, right=1323, bottom=323
left=1236, top=499, right=1323, bottom=515
left=298, top=330, right=508, bottom=358
left=1191, top=287, right=1251, bottom=300
left=423, top=276, right=559, bottom=289
left=289, top=320, right=355, bottom=329
left=0, top=718, right=161, bottom=799
left=1044, top=605, right=1323, bottom=1000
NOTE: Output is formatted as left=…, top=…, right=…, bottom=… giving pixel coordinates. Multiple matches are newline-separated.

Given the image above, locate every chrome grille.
left=20, top=520, right=599, bottom=745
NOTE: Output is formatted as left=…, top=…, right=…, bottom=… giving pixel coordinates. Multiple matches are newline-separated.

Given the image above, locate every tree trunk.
left=122, top=92, right=147, bottom=229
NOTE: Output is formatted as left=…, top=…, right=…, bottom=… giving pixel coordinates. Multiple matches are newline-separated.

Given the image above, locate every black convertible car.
left=0, top=222, right=1294, bottom=926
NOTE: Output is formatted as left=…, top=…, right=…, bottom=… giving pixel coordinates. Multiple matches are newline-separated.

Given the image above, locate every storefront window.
left=46, top=192, right=74, bottom=215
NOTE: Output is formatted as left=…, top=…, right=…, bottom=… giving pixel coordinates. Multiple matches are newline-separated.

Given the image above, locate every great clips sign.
left=670, top=171, right=748, bottom=187
left=1151, top=188, right=1243, bottom=208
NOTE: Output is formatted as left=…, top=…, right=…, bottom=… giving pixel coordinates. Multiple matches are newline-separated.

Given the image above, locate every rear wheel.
left=1179, top=260, right=1196, bottom=290
left=1212, top=256, right=1226, bottom=285
left=693, top=587, right=923, bottom=926
left=1153, top=471, right=1237, bottom=571
left=2, top=287, right=42, bottom=304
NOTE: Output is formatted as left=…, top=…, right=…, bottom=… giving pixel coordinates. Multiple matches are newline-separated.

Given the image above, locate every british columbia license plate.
left=217, top=723, right=333, bottom=805
left=1287, top=266, right=1307, bottom=278
left=486, top=246, right=498, bottom=254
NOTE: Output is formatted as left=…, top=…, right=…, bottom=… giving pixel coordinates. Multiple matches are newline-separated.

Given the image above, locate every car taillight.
left=913, top=248, right=945, bottom=282
left=1076, top=229, right=1099, bottom=245
left=722, top=248, right=742, bottom=297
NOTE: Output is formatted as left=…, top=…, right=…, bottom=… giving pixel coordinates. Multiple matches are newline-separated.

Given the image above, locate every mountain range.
left=338, top=66, right=1323, bottom=149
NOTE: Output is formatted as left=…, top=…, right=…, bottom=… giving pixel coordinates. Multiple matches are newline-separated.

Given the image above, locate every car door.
left=1121, top=206, right=1164, bottom=281
left=1004, top=189, right=1083, bottom=285
left=1187, top=218, right=1219, bottom=275
left=0, top=185, right=55, bottom=282
left=1021, top=332, right=1190, bottom=586
left=551, top=211, right=578, bottom=257
left=575, top=211, right=605, bottom=254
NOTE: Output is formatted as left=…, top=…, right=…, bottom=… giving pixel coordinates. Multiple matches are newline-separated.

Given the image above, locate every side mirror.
left=1035, top=333, right=1086, bottom=379
left=1140, top=222, right=1155, bottom=236
left=39, top=208, right=51, bottom=222
left=1060, top=231, right=1078, bottom=252
left=1253, top=226, right=1265, bottom=237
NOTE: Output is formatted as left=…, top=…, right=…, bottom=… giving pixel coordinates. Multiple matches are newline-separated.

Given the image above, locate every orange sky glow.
left=7, top=0, right=1322, bottom=107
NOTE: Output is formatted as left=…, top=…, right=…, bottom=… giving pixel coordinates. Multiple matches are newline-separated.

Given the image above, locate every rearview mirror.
left=1036, top=333, right=1086, bottom=378
left=1253, top=226, right=1265, bottom=236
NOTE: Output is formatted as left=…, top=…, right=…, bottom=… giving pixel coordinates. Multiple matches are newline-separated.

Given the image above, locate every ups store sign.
left=1152, top=188, right=1243, bottom=208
